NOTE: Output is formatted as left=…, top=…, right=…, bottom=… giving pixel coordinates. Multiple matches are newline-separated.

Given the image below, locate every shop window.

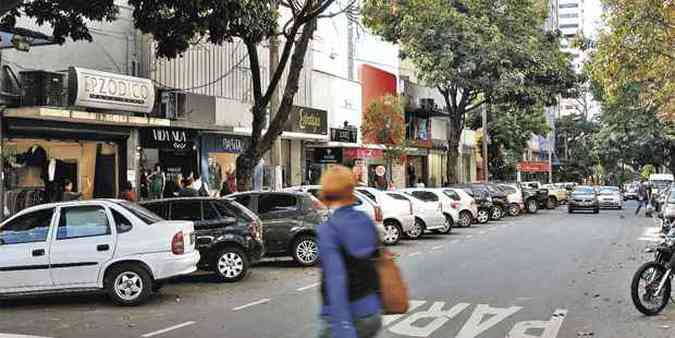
left=57, top=206, right=110, bottom=240
left=171, top=200, right=202, bottom=221
left=258, top=194, right=298, bottom=214
left=0, top=208, right=54, bottom=245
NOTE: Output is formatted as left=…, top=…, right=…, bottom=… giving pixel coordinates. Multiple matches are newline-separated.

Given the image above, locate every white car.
left=284, top=185, right=390, bottom=244
left=438, top=188, right=479, bottom=227
left=497, top=184, right=526, bottom=216
left=597, top=186, right=624, bottom=210
left=400, top=188, right=470, bottom=227
left=355, top=187, right=416, bottom=245
left=0, top=200, right=199, bottom=306
left=386, top=191, right=451, bottom=239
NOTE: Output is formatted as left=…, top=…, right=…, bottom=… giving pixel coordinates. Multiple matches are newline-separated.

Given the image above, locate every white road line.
left=141, top=321, right=196, bottom=338
left=0, top=335, right=54, bottom=338
left=233, top=298, right=271, bottom=311
left=450, top=239, right=461, bottom=244
left=465, top=235, right=473, bottom=239
left=431, top=245, right=443, bottom=250
left=297, top=283, right=320, bottom=291
left=479, top=231, right=487, bottom=234
left=409, top=252, right=422, bottom=257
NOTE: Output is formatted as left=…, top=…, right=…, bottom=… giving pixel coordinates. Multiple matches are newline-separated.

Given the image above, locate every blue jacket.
left=318, top=206, right=381, bottom=338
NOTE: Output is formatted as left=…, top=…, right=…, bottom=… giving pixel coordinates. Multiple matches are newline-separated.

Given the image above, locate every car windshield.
left=573, top=187, right=595, bottom=195
left=114, top=201, right=164, bottom=225
left=598, top=188, right=617, bottom=195
left=651, top=180, right=672, bottom=191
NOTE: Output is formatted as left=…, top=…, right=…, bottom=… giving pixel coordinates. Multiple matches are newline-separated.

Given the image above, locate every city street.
left=1, top=201, right=674, bottom=338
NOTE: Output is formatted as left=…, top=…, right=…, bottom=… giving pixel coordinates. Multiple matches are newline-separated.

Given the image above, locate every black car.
left=518, top=184, right=549, bottom=213
left=140, top=197, right=264, bottom=282
left=568, top=186, right=600, bottom=214
left=229, top=191, right=327, bottom=266
left=450, top=184, right=494, bottom=224
left=475, top=183, right=509, bottom=220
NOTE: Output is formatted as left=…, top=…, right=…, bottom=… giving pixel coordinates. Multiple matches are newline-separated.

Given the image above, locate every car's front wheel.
left=292, top=235, right=319, bottom=266
left=383, top=221, right=402, bottom=245
left=508, top=204, right=520, bottom=216
left=476, top=209, right=490, bottom=224
left=406, top=218, right=425, bottom=239
left=213, top=247, right=249, bottom=283
left=491, top=205, right=504, bottom=220
left=105, top=263, right=153, bottom=306
left=526, top=199, right=539, bottom=214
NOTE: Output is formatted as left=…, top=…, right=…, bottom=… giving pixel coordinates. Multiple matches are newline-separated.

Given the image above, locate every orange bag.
left=376, top=248, right=409, bottom=314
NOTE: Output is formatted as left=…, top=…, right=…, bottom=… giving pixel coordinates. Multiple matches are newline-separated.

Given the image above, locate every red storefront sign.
left=343, top=148, right=384, bottom=160
left=517, top=161, right=551, bottom=172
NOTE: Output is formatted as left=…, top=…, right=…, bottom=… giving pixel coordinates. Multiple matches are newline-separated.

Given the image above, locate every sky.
left=584, top=0, right=605, bottom=39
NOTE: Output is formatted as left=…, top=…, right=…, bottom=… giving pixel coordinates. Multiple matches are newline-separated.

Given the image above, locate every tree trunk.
left=235, top=149, right=257, bottom=191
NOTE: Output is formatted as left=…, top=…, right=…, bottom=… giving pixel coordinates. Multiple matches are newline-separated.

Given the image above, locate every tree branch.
left=262, top=24, right=300, bottom=105
left=0, top=0, right=21, bottom=17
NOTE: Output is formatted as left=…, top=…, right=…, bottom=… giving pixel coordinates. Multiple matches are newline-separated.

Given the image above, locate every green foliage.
left=554, top=114, right=599, bottom=182
left=0, top=0, right=119, bottom=44
left=361, top=95, right=407, bottom=164
left=640, top=164, right=657, bottom=181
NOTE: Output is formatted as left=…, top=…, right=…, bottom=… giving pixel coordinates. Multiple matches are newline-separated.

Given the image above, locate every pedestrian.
left=192, top=173, right=210, bottom=196
left=62, top=179, right=82, bottom=201
left=148, top=163, right=165, bottom=200
left=636, top=180, right=649, bottom=215
left=119, top=181, right=137, bottom=202
left=178, top=178, right=199, bottom=197
left=317, top=165, right=382, bottom=338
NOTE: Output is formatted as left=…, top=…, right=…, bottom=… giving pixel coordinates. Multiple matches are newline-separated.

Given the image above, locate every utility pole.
left=269, top=0, right=282, bottom=191
left=482, top=104, right=489, bottom=182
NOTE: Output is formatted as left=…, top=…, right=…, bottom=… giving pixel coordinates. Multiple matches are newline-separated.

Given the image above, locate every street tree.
left=361, top=94, right=407, bottom=183
left=554, top=114, right=599, bottom=182
left=0, top=0, right=118, bottom=43
left=128, top=0, right=355, bottom=190
left=590, top=0, right=674, bottom=120
left=362, top=0, right=577, bottom=183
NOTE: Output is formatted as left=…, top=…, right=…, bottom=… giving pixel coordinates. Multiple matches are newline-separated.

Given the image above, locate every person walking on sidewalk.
left=317, top=165, right=382, bottom=338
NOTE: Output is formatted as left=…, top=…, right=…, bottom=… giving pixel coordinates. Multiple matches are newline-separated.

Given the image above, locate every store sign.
left=331, top=128, right=358, bottom=143
left=517, top=161, right=551, bottom=173
left=285, top=106, right=328, bottom=135
left=315, top=148, right=343, bottom=164
left=140, top=127, right=196, bottom=151
left=343, top=148, right=384, bottom=160
left=69, top=67, right=155, bottom=113
left=203, top=134, right=250, bottom=154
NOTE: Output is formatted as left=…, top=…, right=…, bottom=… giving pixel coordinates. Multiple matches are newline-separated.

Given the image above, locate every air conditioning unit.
left=420, top=98, right=435, bottom=110
left=159, top=90, right=187, bottom=119
left=20, top=71, right=66, bottom=107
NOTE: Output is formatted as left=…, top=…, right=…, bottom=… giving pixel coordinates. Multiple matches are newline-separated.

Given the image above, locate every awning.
left=407, top=107, right=450, bottom=118
left=0, top=25, right=57, bottom=49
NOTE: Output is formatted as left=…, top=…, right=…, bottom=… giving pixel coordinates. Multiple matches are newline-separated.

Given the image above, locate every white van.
left=649, top=174, right=674, bottom=194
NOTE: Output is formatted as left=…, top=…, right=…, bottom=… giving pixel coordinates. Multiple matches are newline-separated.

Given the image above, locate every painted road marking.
left=638, top=227, right=663, bottom=242
left=141, top=321, right=196, bottom=338
left=409, top=252, right=422, bottom=257
left=431, top=245, right=443, bottom=250
left=479, top=231, right=487, bottom=235
left=381, top=299, right=567, bottom=338
left=465, top=235, right=473, bottom=239
left=0, top=335, right=53, bottom=338
left=232, top=298, right=271, bottom=311
left=450, top=239, right=461, bottom=244
left=297, top=283, right=319, bottom=292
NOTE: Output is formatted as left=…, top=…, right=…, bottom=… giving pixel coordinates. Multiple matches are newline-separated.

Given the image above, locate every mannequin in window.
left=147, top=163, right=166, bottom=200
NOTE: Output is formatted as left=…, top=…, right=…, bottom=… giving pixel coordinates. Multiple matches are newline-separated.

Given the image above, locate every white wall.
left=312, top=70, right=362, bottom=135
left=353, top=28, right=400, bottom=85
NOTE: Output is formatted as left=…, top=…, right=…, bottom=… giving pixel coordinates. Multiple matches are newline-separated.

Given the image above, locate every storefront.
left=430, top=139, right=449, bottom=187
left=282, top=105, right=328, bottom=187
left=138, top=127, right=199, bottom=189
left=200, top=133, right=250, bottom=192
left=406, top=148, right=429, bottom=187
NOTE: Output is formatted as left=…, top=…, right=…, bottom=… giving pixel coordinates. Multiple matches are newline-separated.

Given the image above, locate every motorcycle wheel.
left=631, top=261, right=671, bottom=316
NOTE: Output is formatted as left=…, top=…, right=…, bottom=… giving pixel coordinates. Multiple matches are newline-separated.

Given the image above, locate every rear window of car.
left=116, top=201, right=163, bottom=225
left=258, top=194, right=298, bottom=214
left=212, top=200, right=254, bottom=223
left=387, top=193, right=410, bottom=201
left=171, top=200, right=203, bottom=221
left=499, top=185, right=517, bottom=194
left=442, top=189, right=461, bottom=201
left=356, top=189, right=377, bottom=203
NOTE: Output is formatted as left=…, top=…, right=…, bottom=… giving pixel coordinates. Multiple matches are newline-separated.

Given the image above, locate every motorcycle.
left=631, top=214, right=675, bottom=315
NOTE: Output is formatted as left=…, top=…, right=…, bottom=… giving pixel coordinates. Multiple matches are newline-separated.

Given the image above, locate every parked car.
left=228, top=191, right=326, bottom=266
left=140, top=197, right=264, bottom=282
left=284, top=185, right=389, bottom=245
left=0, top=200, right=199, bottom=306
left=386, top=191, right=451, bottom=239
left=497, top=184, right=525, bottom=216
left=543, top=184, right=569, bottom=206
left=521, top=181, right=556, bottom=209
left=518, top=183, right=549, bottom=213
left=457, top=184, right=506, bottom=220
left=624, top=184, right=639, bottom=201
left=450, top=185, right=493, bottom=224
left=402, top=187, right=475, bottom=227
left=596, top=186, right=623, bottom=210
left=568, top=186, right=600, bottom=214
left=355, top=187, right=416, bottom=245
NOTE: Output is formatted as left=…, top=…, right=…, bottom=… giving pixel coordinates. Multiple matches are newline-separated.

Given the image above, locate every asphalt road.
left=2, top=201, right=674, bottom=338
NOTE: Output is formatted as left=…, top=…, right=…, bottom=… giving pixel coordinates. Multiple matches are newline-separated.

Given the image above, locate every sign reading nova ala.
left=140, top=127, right=197, bottom=151
left=68, top=67, right=155, bottom=113
left=284, top=105, right=328, bottom=135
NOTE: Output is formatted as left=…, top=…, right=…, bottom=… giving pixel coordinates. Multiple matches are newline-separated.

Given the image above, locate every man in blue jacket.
left=318, top=165, right=382, bottom=338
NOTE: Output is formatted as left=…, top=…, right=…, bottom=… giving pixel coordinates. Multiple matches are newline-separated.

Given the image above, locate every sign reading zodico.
left=68, top=67, right=155, bottom=113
